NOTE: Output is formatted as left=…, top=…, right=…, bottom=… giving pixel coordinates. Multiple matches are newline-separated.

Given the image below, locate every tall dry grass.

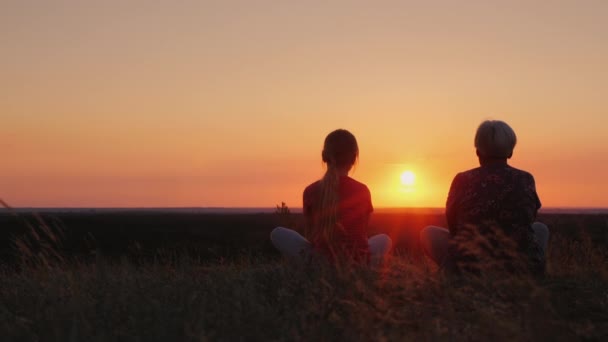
left=1, top=235, right=607, bottom=341
left=1, top=199, right=66, bottom=268
left=1, top=201, right=606, bottom=340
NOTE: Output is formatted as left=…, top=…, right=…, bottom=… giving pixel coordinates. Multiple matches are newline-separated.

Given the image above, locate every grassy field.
left=1, top=210, right=607, bottom=340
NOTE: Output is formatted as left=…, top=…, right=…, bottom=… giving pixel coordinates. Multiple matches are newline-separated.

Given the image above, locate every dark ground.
left=1, top=210, right=607, bottom=340
left=1, top=209, right=606, bottom=263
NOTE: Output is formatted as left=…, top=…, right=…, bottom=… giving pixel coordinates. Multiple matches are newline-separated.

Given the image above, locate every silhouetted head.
left=322, top=129, right=359, bottom=173
left=474, top=120, right=517, bottom=164
left=311, top=129, right=359, bottom=250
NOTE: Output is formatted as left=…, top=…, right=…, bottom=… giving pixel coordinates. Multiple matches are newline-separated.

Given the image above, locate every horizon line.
left=3, top=206, right=608, bottom=209
left=2, top=207, right=608, bottom=215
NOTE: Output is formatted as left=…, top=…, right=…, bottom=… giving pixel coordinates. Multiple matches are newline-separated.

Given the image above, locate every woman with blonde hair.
left=420, top=120, right=549, bottom=273
left=271, top=129, right=392, bottom=265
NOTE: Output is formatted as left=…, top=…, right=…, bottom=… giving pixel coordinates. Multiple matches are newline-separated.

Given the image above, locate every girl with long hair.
left=271, top=129, right=392, bottom=265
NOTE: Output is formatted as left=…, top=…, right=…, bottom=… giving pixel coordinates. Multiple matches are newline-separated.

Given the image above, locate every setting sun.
left=400, top=171, right=416, bottom=186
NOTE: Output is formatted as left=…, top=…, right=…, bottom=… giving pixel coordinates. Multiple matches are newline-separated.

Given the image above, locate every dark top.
left=446, top=162, right=544, bottom=271
left=303, top=176, right=373, bottom=261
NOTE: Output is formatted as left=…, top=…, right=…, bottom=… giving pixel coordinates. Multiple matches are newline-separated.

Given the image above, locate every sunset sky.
left=2, top=1, right=607, bottom=208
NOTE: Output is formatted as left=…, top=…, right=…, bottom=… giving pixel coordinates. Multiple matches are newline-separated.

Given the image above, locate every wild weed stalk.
left=1, top=199, right=65, bottom=269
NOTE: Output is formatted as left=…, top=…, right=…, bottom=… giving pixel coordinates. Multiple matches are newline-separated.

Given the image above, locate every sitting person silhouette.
left=271, top=129, right=392, bottom=266
left=420, top=120, right=549, bottom=274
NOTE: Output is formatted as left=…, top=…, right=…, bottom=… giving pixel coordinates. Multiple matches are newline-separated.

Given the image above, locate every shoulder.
left=303, top=180, right=322, bottom=197
left=342, top=176, right=371, bottom=194
left=457, top=167, right=483, bottom=178
left=461, top=166, right=483, bottom=176
left=452, top=167, right=481, bottom=184
left=344, top=177, right=373, bottom=212
left=508, top=166, right=536, bottom=182
left=302, top=180, right=321, bottom=212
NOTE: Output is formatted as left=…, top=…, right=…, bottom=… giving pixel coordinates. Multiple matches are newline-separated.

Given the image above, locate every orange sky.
left=2, top=1, right=608, bottom=208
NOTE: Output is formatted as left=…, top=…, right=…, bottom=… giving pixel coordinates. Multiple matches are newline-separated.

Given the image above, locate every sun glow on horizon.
left=400, top=171, right=416, bottom=187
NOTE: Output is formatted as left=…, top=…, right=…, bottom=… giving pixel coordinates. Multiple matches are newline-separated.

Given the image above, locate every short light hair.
left=474, top=120, right=517, bottom=159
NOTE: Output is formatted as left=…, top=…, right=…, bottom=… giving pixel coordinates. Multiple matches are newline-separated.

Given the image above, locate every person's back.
left=304, top=175, right=372, bottom=261
left=420, top=120, right=549, bottom=274
left=447, top=162, right=544, bottom=271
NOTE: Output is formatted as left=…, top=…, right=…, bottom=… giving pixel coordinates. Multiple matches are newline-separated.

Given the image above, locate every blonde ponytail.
left=309, top=129, right=358, bottom=253
left=315, top=163, right=341, bottom=245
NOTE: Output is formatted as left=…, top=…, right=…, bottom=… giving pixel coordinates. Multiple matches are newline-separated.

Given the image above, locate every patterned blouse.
left=446, top=161, right=544, bottom=271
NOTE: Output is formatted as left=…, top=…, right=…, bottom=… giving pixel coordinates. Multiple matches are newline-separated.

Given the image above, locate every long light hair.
left=312, top=129, right=359, bottom=246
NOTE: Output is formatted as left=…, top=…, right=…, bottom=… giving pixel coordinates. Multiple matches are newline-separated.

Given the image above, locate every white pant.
left=270, top=227, right=392, bottom=266
left=420, top=222, right=550, bottom=266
